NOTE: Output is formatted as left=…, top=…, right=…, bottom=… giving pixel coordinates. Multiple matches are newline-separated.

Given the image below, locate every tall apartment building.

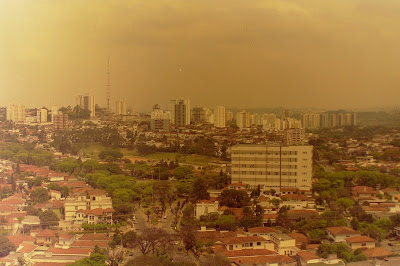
left=231, top=144, right=313, bottom=190
left=283, top=128, right=306, bottom=145
left=115, top=99, right=126, bottom=116
left=302, top=112, right=356, bottom=128
left=170, top=98, right=190, bottom=126
left=36, top=108, right=48, bottom=123
left=150, top=104, right=170, bottom=131
left=191, top=107, right=206, bottom=124
left=214, top=106, right=226, bottom=128
left=51, top=107, right=59, bottom=122
left=226, top=111, right=234, bottom=122
left=6, top=104, right=25, bottom=122
left=236, top=110, right=251, bottom=129
left=76, top=94, right=95, bottom=118
left=53, top=114, right=69, bottom=130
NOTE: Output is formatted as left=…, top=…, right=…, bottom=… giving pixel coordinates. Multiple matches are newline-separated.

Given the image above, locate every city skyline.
left=2, top=1, right=400, bottom=111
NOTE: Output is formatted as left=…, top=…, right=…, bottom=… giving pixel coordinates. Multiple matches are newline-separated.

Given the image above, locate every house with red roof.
left=36, top=229, right=57, bottom=246
left=345, top=235, right=376, bottom=250
left=246, top=227, right=277, bottom=240
left=326, top=226, right=362, bottom=242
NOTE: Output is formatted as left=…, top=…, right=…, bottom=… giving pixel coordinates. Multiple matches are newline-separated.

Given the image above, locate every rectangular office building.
left=231, top=144, right=313, bottom=190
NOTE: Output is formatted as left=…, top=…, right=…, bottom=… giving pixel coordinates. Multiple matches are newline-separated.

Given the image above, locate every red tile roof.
left=71, top=240, right=109, bottom=248
left=327, top=226, right=361, bottom=236
left=48, top=247, right=93, bottom=255
left=79, top=234, right=112, bottom=241
left=345, top=235, right=376, bottom=243
left=6, top=235, right=35, bottom=246
left=362, top=247, right=393, bottom=258
left=297, top=251, right=320, bottom=262
left=17, top=242, right=38, bottom=253
left=36, top=229, right=57, bottom=238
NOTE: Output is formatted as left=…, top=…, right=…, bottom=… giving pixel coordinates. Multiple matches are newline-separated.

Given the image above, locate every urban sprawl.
left=1, top=95, right=400, bottom=266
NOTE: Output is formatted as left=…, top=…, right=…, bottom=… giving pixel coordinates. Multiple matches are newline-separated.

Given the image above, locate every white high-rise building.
left=115, top=99, right=126, bottom=116
left=76, top=94, right=95, bottom=118
left=214, top=106, right=226, bottom=128
left=231, top=144, right=313, bottom=190
left=170, top=98, right=190, bottom=126
left=236, top=110, right=250, bottom=129
left=37, top=109, right=48, bottom=123
left=6, top=104, right=25, bottom=122
left=51, top=107, right=59, bottom=122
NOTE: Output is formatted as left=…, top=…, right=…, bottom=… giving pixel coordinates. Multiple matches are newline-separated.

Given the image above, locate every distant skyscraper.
left=115, top=99, right=126, bottom=116
left=236, top=110, right=250, bottom=129
left=170, top=98, right=190, bottom=127
left=226, top=111, right=234, bottom=122
left=53, top=114, right=69, bottom=130
left=150, top=104, right=170, bottom=131
left=214, top=106, right=226, bottom=128
left=6, top=104, right=25, bottom=122
left=191, top=107, right=206, bottom=124
left=37, top=109, right=48, bottom=123
left=76, top=94, right=95, bottom=118
left=51, top=107, right=59, bottom=122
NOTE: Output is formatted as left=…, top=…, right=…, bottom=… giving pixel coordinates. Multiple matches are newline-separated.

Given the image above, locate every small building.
left=326, top=226, right=362, bottom=242
left=345, top=236, right=376, bottom=250
left=270, top=234, right=297, bottom=256
left=195, top=200, right=219, bottom=219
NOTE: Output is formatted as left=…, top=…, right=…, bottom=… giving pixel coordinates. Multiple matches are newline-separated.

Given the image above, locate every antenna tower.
left=106, top=57, right=111, bottom=112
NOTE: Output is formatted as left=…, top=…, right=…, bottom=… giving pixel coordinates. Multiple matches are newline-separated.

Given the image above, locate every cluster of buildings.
left=302, top=112, right=357, bottom=129
left=0, top=159, right=117, bottom=265
left=194, top=182, right=396, bottom=265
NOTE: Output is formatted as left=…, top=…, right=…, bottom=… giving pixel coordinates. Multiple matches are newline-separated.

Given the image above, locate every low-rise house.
left=288, top=233, right=310, bottom=249
left=345, top=236, right=376, bottom=250
left=36, top=229, right=57, bottom=246
left=270, top=234, right=297, bottom=256
left=195, top=229, right=236, bottom=244
left=297, top=250, right=321, bottom=265
left=216, top=236, right=272, bottom=251
left=362, top=247, right=393, bottom=260
left=263, top=213, right=278, bottom=226
left=229, top=254, right=296, bottom=266
left=247, top=227, right=277, bottom=240
left=57, top=233, right=75, bottom=247
left=280, top=194, right=315, bottom=210
left=326, top=226, right=362, bottom=242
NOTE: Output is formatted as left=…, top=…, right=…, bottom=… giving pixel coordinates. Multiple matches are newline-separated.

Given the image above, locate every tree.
left=218, top=189, right=250, bottom=208
left=239, top=207, right=262, bottom=231
left=39, top=210, right=60, bottom=228
left=308, top=229, right=326, bottom=243
left=0, top=235, right=15, bottom=257
left=216, top=215, right=237, bottom=231
left=191, top=177, right=210, bottom=202
left=30, top=188, right=49, bottom=203
left=67, top=252, right=107, bottom=266
left=201, top=254, right=230, bottom=266
left=173, top=166, right=194, bottom=180
left=180, top=225, right=197, bottom=255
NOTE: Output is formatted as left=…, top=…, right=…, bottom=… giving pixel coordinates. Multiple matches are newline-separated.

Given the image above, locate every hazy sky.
left=1, top=0, right=400, bottom=111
